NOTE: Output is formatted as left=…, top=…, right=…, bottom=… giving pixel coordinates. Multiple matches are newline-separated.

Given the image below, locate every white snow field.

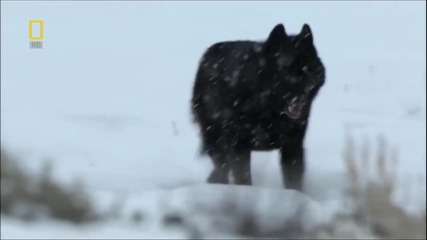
left=1, top=1, right=426, bottom=238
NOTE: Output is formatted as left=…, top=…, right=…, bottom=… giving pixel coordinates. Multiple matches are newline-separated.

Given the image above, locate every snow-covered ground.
left=1, top=1, right=426, bottom=238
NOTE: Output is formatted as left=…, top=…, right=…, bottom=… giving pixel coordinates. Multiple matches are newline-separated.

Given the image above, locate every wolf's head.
left=261, top=23, right=325, bottom=121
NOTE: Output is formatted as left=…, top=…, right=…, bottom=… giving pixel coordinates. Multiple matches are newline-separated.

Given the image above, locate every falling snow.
left=253, top=43, right=263, bottom=53
left=228, top=70, right=240, bottom=87
left=1, top=2, right=425, bottom=239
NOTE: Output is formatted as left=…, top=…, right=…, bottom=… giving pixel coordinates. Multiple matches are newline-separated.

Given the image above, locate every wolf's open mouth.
left=287, top=104, right=303, bottom=119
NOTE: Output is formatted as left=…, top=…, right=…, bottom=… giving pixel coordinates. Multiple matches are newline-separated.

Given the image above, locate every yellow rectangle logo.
left=29, top=20, right=43, bottom=40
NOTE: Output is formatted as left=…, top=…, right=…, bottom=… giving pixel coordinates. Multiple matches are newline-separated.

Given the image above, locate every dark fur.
left=191, top=24, right=325, bottom=191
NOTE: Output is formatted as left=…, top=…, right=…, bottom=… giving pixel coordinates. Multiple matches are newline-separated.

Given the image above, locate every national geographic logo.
left=29, top=20, right=43, bottom=49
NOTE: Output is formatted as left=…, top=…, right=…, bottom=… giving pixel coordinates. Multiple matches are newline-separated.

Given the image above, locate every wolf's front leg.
left=280, top=141, right=305, bottom=191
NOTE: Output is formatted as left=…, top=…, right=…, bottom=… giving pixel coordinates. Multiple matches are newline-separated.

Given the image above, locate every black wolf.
left=191, top=24, right=325, bottom=191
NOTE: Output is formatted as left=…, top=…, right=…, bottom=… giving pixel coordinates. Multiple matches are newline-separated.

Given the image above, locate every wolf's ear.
left=265, top=24, right=288, bottom=50
left=298, top=24, right=313, bottom=45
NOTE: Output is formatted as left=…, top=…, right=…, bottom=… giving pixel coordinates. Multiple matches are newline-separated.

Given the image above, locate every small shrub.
left=1, top=147, right=97, bottom=223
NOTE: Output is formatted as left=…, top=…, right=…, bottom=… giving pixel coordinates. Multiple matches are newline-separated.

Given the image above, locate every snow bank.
left=1, top=184, right=340, bottom=238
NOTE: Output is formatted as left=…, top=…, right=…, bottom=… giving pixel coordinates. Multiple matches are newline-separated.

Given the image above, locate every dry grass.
left=297, top=135, right=425, bottom=239
left=1, top=147, right=98, bottom=223
left=340, top=135, right=426, bottom=239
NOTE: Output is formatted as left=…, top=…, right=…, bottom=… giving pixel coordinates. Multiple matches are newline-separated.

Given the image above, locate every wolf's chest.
left=244, top=122, right=285, bottom=150
left=240, top=116, right=298, bottom=150
left=249, top=125, right=276, bottom=149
